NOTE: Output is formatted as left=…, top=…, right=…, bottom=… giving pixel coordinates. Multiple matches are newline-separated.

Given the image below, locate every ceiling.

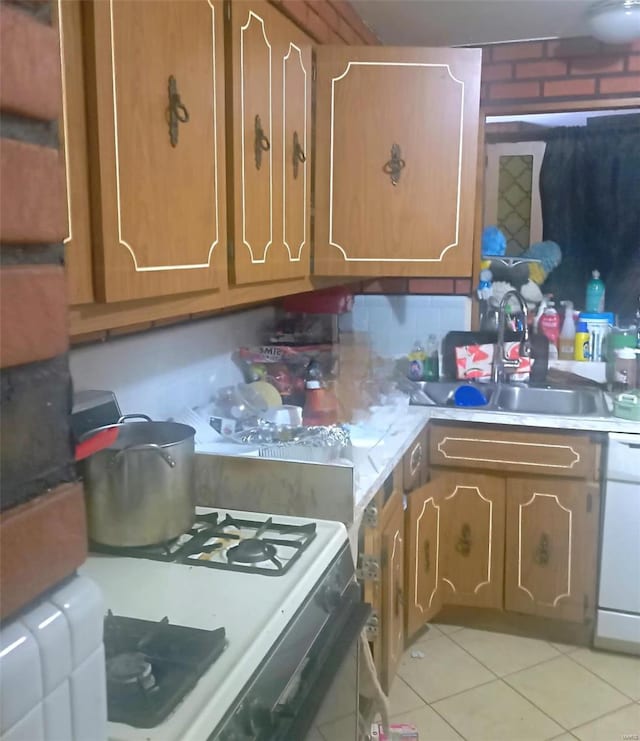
left=350, top=0, right=597, bottom=47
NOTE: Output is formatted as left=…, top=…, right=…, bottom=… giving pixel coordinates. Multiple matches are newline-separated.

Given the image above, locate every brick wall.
left=0, top=0, right=87, bottom=620
left=269, top=0, right=379, bottom=44
left=481, top=37, right=640, bottom=106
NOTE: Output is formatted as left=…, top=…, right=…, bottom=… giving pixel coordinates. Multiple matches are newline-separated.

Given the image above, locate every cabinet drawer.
left=403, top=429, right=427, bottom=493
left=429, top=423, right=599, bottom=480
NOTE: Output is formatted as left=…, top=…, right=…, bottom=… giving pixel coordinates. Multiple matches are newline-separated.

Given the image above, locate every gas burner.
left=227, top=538, right=280, bottom=566
left=106, top=651, right=156, bottom=692
left=103, top=613, right=226, bottom=728
left=91, top=511, right=317, bottom=576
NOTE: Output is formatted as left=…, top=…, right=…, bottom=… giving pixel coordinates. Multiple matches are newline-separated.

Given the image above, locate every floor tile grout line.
left=389, top=676, right=430, bottom=716
left=444, top=629, right=570, bottom=684
left=500, top=675, right=572, bottom=733
left=426, top=699, right=470, bottom=740
left=408, top=675, right=499, bottom=706
left=564, top=650, right=640, bottom=704
left=566, top=700, right=638, bottom=735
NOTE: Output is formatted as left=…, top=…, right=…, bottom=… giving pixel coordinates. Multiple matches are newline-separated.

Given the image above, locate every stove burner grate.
left=103, top=611, right=226, bottom=728
left=91, top=512, right=317, bottom=576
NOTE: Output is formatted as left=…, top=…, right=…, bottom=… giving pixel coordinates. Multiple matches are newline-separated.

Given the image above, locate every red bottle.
left=302, top=360, right=338, bottom=426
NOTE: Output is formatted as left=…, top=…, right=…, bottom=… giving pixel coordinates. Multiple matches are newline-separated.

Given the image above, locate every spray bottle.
left=535, top=296, right=560, bottom=360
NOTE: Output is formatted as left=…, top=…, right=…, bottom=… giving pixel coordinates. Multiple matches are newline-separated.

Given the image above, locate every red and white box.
left=370, top=722, right=419, bottom=740
left=454, top=342, right=532, bottom=382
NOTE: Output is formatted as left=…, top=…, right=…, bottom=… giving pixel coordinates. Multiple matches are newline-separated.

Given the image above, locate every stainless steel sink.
left=410, top=381, right=495, bottom=407
left=408, top=380, right=609, bottom=417
left=492, top=385, right=609, bottom=416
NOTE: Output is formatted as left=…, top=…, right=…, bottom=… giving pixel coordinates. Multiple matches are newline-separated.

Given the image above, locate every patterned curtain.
left=539, top=123, right=640, bottom=320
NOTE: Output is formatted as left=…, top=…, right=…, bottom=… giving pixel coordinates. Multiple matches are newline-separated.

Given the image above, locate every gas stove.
left=79, top=507, right=357, bottom=741
left=104, top=613, right=226, bottom=728
left=91, top=511, right=317, bottom=576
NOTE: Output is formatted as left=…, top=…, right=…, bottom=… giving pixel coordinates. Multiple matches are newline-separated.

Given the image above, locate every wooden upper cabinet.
left=505, top=478, right=600, bottom=623
left=84, top=0, right=227, bottom=302
left=228, top=1, right=312, bottom=285
left=314, top=46, right=482, bottom=278
left=56, top=0, right=94, bottom=305
left=434, top=470, right=505, bottom=610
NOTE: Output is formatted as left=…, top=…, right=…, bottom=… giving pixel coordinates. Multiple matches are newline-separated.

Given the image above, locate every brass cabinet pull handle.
left=455, top=524, right=472, bottom=557
left=292, top=130, right=306, bottom=179
left=534, top=533, right=550, bottom=566
left=424, top=540, right=431, bottom=572
left=254, top=114, right=270, bottom=170
left=382, top=143, right=405, bottom=186
left=167, top=75, right=189, bottom=147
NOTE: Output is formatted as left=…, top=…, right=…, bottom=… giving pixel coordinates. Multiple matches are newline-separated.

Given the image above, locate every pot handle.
left=118, top=414, right=153, bottom=423
left=112, top=444, right=176, bottom=468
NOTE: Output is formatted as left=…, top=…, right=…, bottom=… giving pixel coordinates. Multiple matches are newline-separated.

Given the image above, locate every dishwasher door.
left=596, top=433, right=640, bottom=654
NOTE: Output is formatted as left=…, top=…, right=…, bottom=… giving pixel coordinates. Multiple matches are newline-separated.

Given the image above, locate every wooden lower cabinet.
left=435, top=470, right=505, bottom=611
left=358, top=468, right=407, bottom=694
left=405, top=479, right=443, bottom=640
left=504, top=478, right=600, bottom=623
left=380, top=493, right=405, bottom=693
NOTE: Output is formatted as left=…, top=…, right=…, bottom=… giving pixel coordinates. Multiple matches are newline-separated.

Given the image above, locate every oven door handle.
left=275, top=589, right=370, bottom=741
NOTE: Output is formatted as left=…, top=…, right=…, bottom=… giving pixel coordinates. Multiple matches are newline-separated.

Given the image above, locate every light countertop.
left=347, top=402, right=640, bottom=549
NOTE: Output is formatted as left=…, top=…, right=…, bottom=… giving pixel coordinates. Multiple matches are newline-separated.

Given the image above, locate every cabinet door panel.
left=281, top=38, right=311, bottom=278
left=87, top=0, right=226, bottom=302
left=405, top=480, right=443, bottom=641
left=381, top=496, right=404, bottom=693
left=229, top=2, right=312, bottom=285
left=315, top=46, right=481, bottom=278
left=434, top=471, right=505, bottom=609
left=505, top=479, right=599, bottom=623
left=56, top=0, right=94, bottom=305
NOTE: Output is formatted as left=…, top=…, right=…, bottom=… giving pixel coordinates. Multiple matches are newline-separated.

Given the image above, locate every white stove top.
left=79, top=508, right=348, bottom=741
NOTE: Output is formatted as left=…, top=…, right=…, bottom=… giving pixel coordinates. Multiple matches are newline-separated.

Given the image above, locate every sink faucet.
left=491, top=290, right=532, bottom=383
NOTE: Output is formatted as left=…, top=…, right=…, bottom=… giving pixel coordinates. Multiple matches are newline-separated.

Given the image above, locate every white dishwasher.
left=595, top=432, right=640, bottom=655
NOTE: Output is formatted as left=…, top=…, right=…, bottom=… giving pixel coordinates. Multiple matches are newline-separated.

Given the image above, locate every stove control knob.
left=247, top=698, right=273, bottom=734
left=319, top=585, right=342, bottom=613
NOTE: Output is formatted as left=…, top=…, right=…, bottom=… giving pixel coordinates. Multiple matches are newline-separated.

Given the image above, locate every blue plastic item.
left=452, top=385, right=489, bottom=407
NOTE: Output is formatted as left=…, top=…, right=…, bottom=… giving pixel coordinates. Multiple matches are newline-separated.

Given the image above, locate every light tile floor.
left=316, top=623, right=640, bottom=741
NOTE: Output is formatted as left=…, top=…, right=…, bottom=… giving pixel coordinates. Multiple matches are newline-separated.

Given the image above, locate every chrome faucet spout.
left=491, top=290, right=530, bottom=384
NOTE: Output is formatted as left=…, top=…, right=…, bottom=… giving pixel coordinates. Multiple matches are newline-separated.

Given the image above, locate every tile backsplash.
left=69, top=306, right=275, bottom=420
left=340, top=295, right=471, bottom=357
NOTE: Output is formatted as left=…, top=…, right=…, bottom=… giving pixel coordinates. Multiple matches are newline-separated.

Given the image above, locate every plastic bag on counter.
left=235, top=345, right=337, bottom=405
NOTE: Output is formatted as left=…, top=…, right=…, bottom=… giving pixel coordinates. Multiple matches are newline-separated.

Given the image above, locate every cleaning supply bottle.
left=424, top=334, right=440, bottom=381
left=558, top=301, right=576, bottom=360
left=574, top=321, right=591, bottom=361
left=537, top=298, right=560, bottom=360
left=407, top=340, right=426, bottom=381
left=586, top=270, right=605, bottom=313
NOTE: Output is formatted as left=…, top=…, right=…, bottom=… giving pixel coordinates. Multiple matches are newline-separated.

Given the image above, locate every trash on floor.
left=371, top=722, right=419, bottom=740
left=409, top=649, right=425, bottom=659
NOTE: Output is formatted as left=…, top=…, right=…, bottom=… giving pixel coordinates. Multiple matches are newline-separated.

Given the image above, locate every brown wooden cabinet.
left=83, top=0, right=227, bottom=302
left=314, top=46, right=481, bottom=278
left=358, top=460, right=406, bottom=694
left=504, top=478, right=599, bottom=623
left=55, top=0, right=94, bottom=306
left=227, top=0, right=312, bottom=285
left=380, top=491, right=405, bottom=693
left=416, top=422, right=603, bottom=637
left=434, top=470, right=505, bottom=611
left=405, top=478, right=443, bottom=641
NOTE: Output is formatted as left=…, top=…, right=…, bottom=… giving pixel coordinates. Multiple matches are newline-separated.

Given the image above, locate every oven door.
left=273, top=583, right=371, bottom=741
